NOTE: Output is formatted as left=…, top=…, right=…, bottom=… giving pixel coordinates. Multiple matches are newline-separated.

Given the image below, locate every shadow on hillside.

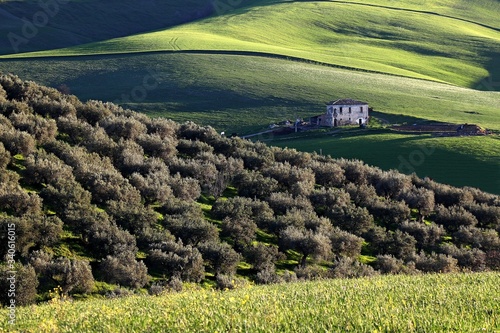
left=0, top=0, right=215, bottom=55
left=473, top=50, right=500, bottom=91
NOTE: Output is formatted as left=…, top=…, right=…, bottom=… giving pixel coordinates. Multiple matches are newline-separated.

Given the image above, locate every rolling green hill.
left=4, top=0, right=500, bottom=88
left=0, top=0, right=498, bottom=193
left=0, top=0, right=215, bottom=55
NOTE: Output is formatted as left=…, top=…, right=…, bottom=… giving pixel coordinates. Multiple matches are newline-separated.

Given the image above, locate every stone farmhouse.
left=310, top=99, right=369, bottom=127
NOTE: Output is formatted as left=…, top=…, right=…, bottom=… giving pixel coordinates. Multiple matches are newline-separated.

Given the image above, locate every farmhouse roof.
left=326, top=99, right=367, bottom=106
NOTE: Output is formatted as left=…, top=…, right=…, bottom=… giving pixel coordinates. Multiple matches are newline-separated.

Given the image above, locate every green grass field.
left=0, top=53, right=498, bottom=132
left=1, top=272, right=499, bottom=332
left=4, top=0, right=500, bottom=88
left=270, top=129, right=500, bottom=194
left=0, top=0, right=498, bottom=193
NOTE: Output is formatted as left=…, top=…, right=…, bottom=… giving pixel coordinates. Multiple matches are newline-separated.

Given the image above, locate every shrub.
left=309, top=188, right=350, bottom=216
left=327, top=204, right=374, bottom=236
left=255, top=265, right=282, bottom=284
left=399, top=221, right=445, bottom=252
left=221, top=216, right=257, bottom=251
left=100, top=115, right=147, bottom=141
left=466, top=203, right=500, bottom=230
left=329, top=257, right=378, bottom=279
left=215, top=274, right=236, bottom=290
left=412, top=252, right=458, bottom=273
left=345, top=183, right=377, bottom=207
left=198, top=241, right=241, bottom=276
left=0, top=125, right=36, bottom=156
left=29, top=252, right=95, bottom=294
left=329, top=227, right=364, bottom=258
left=0, top=142, right=10, bottom=169
left=233, top=170, right=279, bottom=199
left=99, top=253, right=150, bottom=289
left=386, top=230, right=417, bottom=260
left=137, top=133, right=177, bottom=160
left=434, top=204, right=478, bottom=232
left=31, top=97, right=77, bottom=119
left=399, top=186, right=435, bottom=220
left=146, top=240, right=204, bottom=283
left=164, top=215, right=219, bottom=246
left=337, top=159, right=371, bottom=185
left=76, top=100, right=113, bottom=125
left=485, top=250, right=500, bottom=270
left=367, top=199, right=411, bottom=228
left=453, top=226, right=500, bottom=251
left=0, top=264, right=38, bottom=306
left=23, top=150, right=74, bottom=186
left=262, top=162, right=315, bottom=196
left=294, top=265, right=326, bottom=281
left=272, top=147, right=312, bottom=168
left=279, top=226, right=331, bottom=267
left=129, top=171, right=173, bottom=205
left=374, top=255, right=406, bottom=274
left=168, top=173, right=201, bottom=201
left=212, top=196, right=274, bottom=229
left=375, top=170, right=412, bottom=199
left=245, top=243, right=285, bottom=272
left=307, top=159, right=345, bottom=188
left=9, top=111, right=57, bottom=143
left=439, top=244, right=486, bottom=271
left=106, top=200, right=158, bottom=237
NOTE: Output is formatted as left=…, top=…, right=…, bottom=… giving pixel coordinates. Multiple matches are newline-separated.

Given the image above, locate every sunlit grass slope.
left=1, top=53, right=498, bottom=131
left=0, top=0, right=216, bottom=55
left=2, top=52, right=498, bottom=192
left=6, top=0, right=500, bottom=88
left=1, top=272, right=499, bottom=332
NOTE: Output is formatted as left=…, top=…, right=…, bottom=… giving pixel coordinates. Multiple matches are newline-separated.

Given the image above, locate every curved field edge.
left=3, top=1, right=500, bottom=88
left=271, top=133, right=500, bottom=194
left=0, top=53, right=498, bottom=131
left=1, top=272, right=499, bottom=332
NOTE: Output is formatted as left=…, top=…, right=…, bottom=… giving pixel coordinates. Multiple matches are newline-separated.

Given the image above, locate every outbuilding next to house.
left=311, top=99, right=369, bottom=127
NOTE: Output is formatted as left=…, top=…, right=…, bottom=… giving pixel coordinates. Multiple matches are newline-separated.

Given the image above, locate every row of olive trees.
left=0, top=73, right=499, bottom=304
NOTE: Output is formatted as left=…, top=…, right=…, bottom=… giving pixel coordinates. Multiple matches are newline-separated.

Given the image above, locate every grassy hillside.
left=1, top=75, right=499, bottom=309
left=1, top=53, right=498, bottom=192
left=2, top=272, right=499, bottom=332
left=0, top=53, right=498, bottom=131
left=0, top=0, right=498, bottom=193
left=5, top=0, right=500, bottom=88
left=271, top=130, right=500, bottom=194
left=0, top=0, right=215, bottom=55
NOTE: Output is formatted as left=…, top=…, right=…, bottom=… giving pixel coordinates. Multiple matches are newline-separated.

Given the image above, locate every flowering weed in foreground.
left=1, top=272, right=499, bottom=332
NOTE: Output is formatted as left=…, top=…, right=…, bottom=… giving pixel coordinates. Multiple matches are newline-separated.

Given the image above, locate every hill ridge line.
left=293, top=0, right=500, bottom=32
left=0, top=49, right=455, bottom=87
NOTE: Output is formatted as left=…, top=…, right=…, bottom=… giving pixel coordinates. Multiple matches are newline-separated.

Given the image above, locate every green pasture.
left=5, top=1, right=500, bottom=89
left=0, top=0, right=498, bottom=193
left=0, top=52, right=498, bottom=134
left=1, top=272, right=499, bottom=332
left=270, top=129, right=500, bottom=194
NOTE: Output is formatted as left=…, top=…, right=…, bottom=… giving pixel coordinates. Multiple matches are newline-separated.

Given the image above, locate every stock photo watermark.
left=7, top=0, right=70, bottom=53
left=397, top=144, right=436, bottom=174
left=212, top=0, right=244, bottom=15
left=113, top=70, right=162, bottom=105
left=4, top=223, right=17, bottom=325
left=475, top=76, right=500, bottom=91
